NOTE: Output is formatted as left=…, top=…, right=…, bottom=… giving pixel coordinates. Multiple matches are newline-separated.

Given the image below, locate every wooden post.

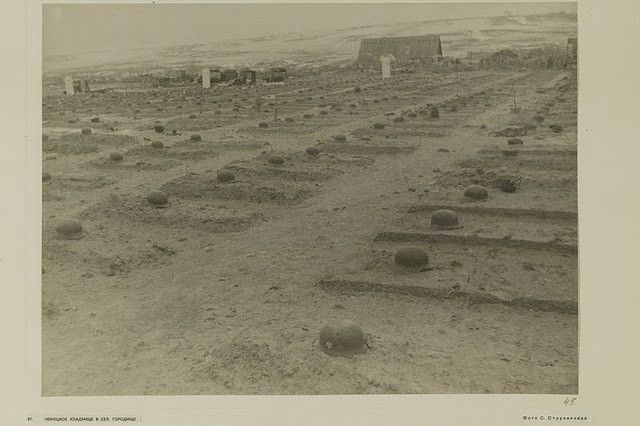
left=64, top=76, right=74, bottom=96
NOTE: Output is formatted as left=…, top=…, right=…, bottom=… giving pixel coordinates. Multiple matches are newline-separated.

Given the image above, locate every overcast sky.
left=43, top=2, right=577, bottom=55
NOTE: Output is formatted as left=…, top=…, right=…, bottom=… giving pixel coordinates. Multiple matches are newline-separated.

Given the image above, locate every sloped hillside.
left=44, top=12, right=576, bottom=74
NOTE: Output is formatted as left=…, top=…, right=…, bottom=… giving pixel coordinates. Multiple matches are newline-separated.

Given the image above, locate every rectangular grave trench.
left=374, top=231, right=577, bottom=255
left=160, top=171, right=319, bottom=206
left=316, top=279, right=577, bottom=315
left=79, top=194, right=257, bottom=234
left=356, top=242, right=576, bottom=305
left=395, top=206, right=577, bottom=245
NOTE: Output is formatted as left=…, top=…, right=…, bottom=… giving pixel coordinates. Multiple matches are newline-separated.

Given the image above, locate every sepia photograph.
left=39, top=2, right=580, bottom=397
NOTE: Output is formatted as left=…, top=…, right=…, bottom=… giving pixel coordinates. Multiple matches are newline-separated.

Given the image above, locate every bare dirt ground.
left=42, top=67, right=578, bottom=395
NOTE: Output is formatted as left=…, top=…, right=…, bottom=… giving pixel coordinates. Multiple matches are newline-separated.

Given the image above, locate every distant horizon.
left=44, top=3, right=577, bottom=56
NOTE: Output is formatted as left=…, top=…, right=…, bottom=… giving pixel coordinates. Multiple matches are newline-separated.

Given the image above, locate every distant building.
left=479, top=49, right=521, bottom=69
left=199, top=68, right=241, bottom=85
left=211, top=68, right=223, bottom=83
left=222, top=69, right=238, bottom=82
left=355, top=35, right=442, bottom=71
left=63, top=77, right=90, bottom=95
left=265, top=67, right=288, bottom=83
left=239, top=68, right=257, bottom=84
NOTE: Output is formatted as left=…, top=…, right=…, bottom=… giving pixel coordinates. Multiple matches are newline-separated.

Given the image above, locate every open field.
left=42, top=63, right=578, bottom=395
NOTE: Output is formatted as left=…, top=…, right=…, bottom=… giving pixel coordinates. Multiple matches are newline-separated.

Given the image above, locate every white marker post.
left=202, top=68, right=210, bottom=89
left=380, top=56, right=392, bottom=79
left=64, top=76, right=74, bottom=95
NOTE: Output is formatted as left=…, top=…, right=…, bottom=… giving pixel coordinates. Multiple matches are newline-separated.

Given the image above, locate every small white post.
left=202, top=68, right=210, bottom=89
left=381, top=56, right=391, bottom=79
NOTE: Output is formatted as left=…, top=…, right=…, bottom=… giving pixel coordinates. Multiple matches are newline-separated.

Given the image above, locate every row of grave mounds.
left=314, top=130, right=422, bottom=156
left=125, top=138, right=263, bottom=161
left=78, top=191, right=259, bottom=236
left=477, top=146, right=577, bottom=157
left=237, top=115, right=355, bottom=136
left=223, top=161, right=337, bottom=183
left=126, top=139, right=222, bottom=160
left=251, top=149, right=374, bottom=170
left=42, top=174, right=116, bottom=193
left=392, top=203, right=577, bottom=246
left=353, top=125, right=450, bottom=140
left=159, top=169, right=318, bottom=207
left=42, top=132, right=138, bottom=156
left=44, top=132, right=137, bottom=147
left=316, top=141, right=418, bottom=156
left=84, top=155, right=180, bottom=171
left=41, top=238, right=177, bottom=279
left=433, top=162, right=577, bottom=200
left=43, top=113, right=127, bottom=131
left=425, top=180, right=577, bottom=213
left=457, top=152, right=576, bottom=172
left=522, top=76, right=577, bottom=132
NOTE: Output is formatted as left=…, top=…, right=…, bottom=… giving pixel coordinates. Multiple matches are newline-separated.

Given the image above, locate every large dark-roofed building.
left=356, top=34, right=442, bottom=69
